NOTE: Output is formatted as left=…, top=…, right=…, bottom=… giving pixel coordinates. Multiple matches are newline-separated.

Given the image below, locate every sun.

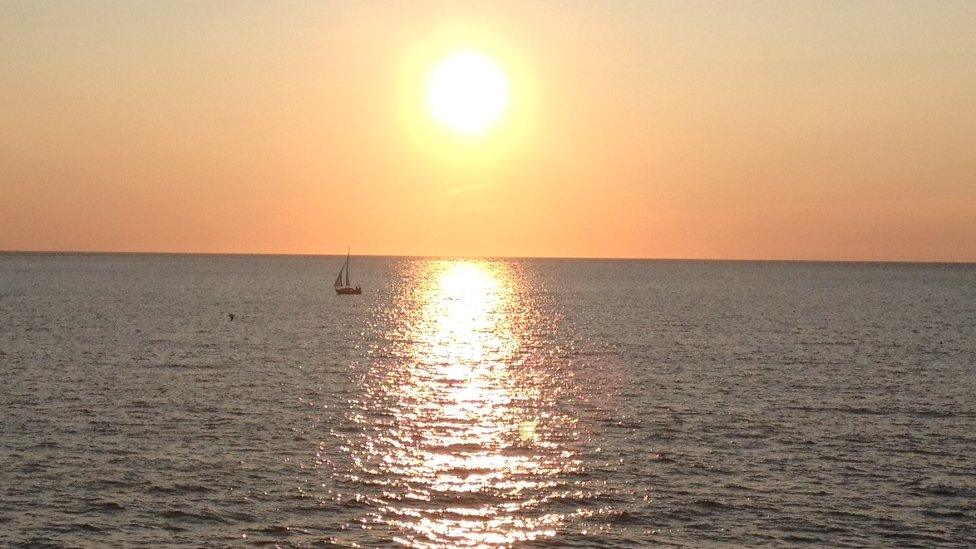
left=427, top=50, right=509, bottom=135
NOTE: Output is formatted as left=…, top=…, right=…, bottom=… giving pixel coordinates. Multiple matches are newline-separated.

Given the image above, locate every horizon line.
left=1, top=249, right=974, bottom=266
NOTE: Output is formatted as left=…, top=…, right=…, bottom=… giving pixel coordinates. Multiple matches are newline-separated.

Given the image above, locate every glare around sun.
left=427, top=51, right=509, bottom=135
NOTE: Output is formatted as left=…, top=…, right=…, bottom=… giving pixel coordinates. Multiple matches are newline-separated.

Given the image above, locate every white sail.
left=334, top=266, right=344, bottom=287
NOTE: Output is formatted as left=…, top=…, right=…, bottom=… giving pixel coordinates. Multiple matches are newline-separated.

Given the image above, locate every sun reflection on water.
left=345, top=260, right=582, bottom=547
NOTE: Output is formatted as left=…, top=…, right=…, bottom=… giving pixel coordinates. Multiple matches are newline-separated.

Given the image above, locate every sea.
left=1, top=253, right=974, bottom=547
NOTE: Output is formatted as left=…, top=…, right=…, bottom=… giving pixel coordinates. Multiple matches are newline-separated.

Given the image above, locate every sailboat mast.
left=345, top=249, right=350, bottom=286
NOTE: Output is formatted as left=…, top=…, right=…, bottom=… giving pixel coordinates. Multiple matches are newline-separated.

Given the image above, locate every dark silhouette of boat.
left=334, top=249, right=362, bottom=295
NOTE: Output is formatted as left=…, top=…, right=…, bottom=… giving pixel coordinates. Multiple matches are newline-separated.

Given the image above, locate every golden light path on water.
left=345, top=260, right=586, bottom=547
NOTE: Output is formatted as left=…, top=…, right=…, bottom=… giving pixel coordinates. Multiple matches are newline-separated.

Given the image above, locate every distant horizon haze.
left=1, top=248, right=974, bottom=265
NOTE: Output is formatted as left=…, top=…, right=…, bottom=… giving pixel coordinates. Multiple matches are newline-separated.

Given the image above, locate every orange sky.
left=2, top=2, right=974, bottom=261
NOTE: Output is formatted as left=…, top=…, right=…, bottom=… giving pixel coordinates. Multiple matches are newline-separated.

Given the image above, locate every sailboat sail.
left=333, top=248, right=361, bottom=294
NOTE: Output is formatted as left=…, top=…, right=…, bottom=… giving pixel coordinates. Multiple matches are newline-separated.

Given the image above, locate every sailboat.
left=334, top=249, right=362, bottom=295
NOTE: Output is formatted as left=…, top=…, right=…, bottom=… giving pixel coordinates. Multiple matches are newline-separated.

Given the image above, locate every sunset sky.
left=2, top=1, right=974, bottom=261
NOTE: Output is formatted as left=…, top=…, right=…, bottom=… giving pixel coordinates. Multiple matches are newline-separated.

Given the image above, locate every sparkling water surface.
left=1, top=254, right=974, bottom=547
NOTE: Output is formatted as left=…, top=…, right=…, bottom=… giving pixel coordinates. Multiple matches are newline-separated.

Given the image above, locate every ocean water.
left=1, top=253, right=974, bottom=547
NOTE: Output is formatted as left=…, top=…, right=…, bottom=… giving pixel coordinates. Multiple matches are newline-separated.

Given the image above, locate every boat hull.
left=335, top=286, right=362, bottom=295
